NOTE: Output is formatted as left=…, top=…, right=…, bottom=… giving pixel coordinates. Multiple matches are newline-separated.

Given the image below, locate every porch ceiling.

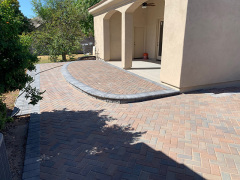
left=89, top=0, right=141, bottom=16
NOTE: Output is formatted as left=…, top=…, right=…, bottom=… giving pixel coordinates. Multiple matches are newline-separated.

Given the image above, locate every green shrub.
left=0, top=100, right=12, bottom=130
left=0, top=0, right=43, bottom=108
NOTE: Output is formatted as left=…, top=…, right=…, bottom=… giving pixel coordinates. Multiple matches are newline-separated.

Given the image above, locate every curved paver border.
left=61, top=61, right=180, bottom=103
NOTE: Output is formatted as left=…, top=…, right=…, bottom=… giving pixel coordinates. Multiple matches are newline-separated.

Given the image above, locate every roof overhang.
left=89, top=0, right=136, bottom=16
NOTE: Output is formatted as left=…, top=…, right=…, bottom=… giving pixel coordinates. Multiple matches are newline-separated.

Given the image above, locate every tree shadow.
left=36, top=64, right=63, bottom=75
left=130, top=67, right=161, bottom=70
left=38, top=109, right=204, bottom=180
left=186, top=86, right=240, bottom=96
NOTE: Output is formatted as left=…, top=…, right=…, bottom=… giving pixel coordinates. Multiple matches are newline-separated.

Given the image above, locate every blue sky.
left=19, top=0, right=36, bottom=18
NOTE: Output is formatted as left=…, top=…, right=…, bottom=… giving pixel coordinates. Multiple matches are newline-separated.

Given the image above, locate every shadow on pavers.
left=186, top=86, right=240, bottom=96
left=36, top=65, right=63, bottom=75
left=28, top=109, right=204, bottom=180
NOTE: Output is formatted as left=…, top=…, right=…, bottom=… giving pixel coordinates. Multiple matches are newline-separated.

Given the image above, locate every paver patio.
left=22, top=62, right=240, bottom=180
left=67, top=60, right=165, bottom=94
left=63, top=60, right=178, bottom=103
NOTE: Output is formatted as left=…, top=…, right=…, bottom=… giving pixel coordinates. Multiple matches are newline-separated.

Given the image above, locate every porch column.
left=103, top=19, right=111, bottom=61
left=122, top=12, right=133, bottom=69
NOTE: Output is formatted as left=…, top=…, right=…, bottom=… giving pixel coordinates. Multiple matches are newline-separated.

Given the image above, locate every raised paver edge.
left=61, top=61, right=180, bottom=103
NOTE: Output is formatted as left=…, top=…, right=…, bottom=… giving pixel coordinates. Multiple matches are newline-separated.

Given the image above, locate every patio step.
left=61, top=61, right=180, bottom=103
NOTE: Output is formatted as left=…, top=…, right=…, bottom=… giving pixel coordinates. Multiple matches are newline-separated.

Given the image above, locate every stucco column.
left=122, top=12, right=133, bottom=69
left=160, top=0, right=188, bottom=89
left=103, top=19, right=111, bottom=61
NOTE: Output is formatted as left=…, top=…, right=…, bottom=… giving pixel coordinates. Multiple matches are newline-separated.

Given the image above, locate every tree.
left=76, top=0, right=101, bottom=37
left=0, top=0, right=43, bottom=128
left=32, top=0, right=82, bottom=61
left=31, top=0, right=101, bottom=61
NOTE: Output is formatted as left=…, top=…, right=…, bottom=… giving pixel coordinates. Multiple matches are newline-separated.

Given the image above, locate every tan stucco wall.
left=110, top=11, right=121, bottom=60
left=131, top=0, right=165, bottom=59
left=146, top=0, right=165, bottom=59
left=133, top=6, right=147, bottom=28
left=93, top=0, right=164, bottom=62
left=94, top=13, right=106, bottom=60
left=133, top=6, right=147, bottom=58
left=179, top=0, right=240, bottom=89
left=92, top=0, right=240, bottom=91
left=160, top=0, right=188, bottom=88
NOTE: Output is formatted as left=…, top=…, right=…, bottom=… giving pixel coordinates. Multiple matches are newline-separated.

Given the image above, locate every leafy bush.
left=0, top=100, right=12, bottom=129
left=0, top=0, right=38, bottom=94
left=0, top=0, right=44, bottom=128
left=31, top=0, right=101, bottom=61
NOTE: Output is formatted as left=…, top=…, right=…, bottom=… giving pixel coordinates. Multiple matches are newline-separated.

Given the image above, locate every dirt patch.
left=2, top=90, right=19, bottom=117
left=1, top=115, right=29, bottom=180
left=0, top=90, right=29, bottom=180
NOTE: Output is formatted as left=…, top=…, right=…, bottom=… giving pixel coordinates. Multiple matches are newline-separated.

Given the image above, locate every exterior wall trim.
left=89, top=0, right=137, bottom=16
left=162, top=79, right=240, bottom=93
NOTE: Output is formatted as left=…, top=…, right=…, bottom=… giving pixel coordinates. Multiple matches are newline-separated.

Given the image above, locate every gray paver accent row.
left=22, top=64, right=40, bottom=180
left=61, top=61, right=180, bottom=103
left=12, top=69, right=38, bottom=116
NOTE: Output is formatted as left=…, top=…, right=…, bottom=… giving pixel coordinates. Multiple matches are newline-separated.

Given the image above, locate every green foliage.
left=0, top=0, right=43, bottom=128
left=0, top=0, right=34, bottom=33
left=24, top=85, right=45, bottom=105
left=31, top=0, right=100, bottom=60
left=0, top=0, right=38, bottom=94
left=31, top=0, right=84, bottom=61
left=0, top=99, right=12, bottom=129
left=76, top=0, right=101, bottom=37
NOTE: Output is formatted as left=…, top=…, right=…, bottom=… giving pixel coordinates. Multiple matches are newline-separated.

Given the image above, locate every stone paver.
left=64, top=60, right=179, bottom=103
left=68, top=60, right=165, bottom=94
left=25, top=62, right=240, bottom=180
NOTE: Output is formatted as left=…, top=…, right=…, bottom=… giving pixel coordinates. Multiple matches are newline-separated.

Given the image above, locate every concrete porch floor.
left=107, top=59, right=161, bottom=84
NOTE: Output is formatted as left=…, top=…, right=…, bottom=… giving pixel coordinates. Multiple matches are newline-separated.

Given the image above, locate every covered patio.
left=90, top=0, right=240, bottom=92
left=91, top=0, right=165, bottom=69
left=107, top=59, right=161, bottom=84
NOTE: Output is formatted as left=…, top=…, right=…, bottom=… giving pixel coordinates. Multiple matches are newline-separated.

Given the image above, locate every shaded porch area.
left=107, top=59, right=161, bottom=84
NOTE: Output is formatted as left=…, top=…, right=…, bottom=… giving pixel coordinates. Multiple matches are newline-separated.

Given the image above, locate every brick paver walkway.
left=67, top=60, right=165, bottom=95
left=37, top=63, right=240, bottom=180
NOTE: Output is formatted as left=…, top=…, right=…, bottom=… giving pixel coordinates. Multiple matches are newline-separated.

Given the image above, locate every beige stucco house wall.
left=90, top=0, right=240, bottom=92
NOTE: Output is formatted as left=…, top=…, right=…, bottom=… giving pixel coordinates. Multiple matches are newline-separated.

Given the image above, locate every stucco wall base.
left=179, top=0, right=240, bottom=89
left=162, top=80, right=240, bottom=93
left=96, top=57, right=105, bottom=62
